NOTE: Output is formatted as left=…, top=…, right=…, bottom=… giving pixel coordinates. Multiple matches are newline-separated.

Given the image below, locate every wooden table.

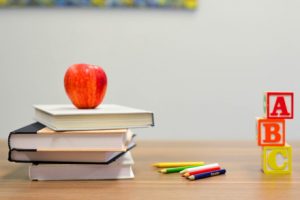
left=0, top=140, right=299, bottom=200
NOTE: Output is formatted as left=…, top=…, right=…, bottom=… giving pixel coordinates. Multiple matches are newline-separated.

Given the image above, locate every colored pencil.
left=183, top=166, right=221, bottom=177
left=180, top=163, right=219, bottom=174
left=188, top=169, right=226, bottom=181
left=159, top=166, right=202, bottom=174
left=153, top=162, right=205, bottom=168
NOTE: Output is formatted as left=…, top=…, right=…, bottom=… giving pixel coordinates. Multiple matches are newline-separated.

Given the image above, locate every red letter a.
left=270, top=97, right=290, bottom=117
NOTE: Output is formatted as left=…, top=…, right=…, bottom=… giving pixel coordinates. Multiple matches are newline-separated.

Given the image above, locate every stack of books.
left=8, top=104, right=154, bottom=180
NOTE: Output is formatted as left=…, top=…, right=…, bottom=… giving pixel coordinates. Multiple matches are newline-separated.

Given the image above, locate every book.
left=8, top=122, right=134, bottom=151
left=29, top=152, right=135, bottom=180
left=34, top=104, right=154, bottom=131
left=9, top=141, right=136, bottom=164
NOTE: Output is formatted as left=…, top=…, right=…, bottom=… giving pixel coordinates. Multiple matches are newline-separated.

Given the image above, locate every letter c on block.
left=267, top=149, right=288, bottom=170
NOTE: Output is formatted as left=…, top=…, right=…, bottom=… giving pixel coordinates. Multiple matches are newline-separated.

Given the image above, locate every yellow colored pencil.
left=153, top=162, right=205, bottom=168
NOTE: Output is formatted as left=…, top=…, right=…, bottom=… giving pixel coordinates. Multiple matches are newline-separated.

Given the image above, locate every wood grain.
left=1, top=140, right=300, bottom=200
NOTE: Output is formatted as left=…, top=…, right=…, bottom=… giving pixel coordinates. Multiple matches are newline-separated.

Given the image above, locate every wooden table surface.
left=0, top=140, right=299, bottom=200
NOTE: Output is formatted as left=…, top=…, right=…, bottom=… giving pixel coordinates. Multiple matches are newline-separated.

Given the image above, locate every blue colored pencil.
left=188, top=169, right=226, bottom=181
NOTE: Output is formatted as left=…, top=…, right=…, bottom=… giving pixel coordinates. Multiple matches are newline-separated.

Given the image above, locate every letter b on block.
left=257, top=118, right=285, bottom=146
left=262, top=145, right=292, bottom=174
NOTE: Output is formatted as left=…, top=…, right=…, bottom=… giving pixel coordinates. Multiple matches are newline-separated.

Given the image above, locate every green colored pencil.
left=159, top=165, right=203, bottom=174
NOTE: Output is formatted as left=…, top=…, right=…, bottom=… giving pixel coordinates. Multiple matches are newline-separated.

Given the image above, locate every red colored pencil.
left=183, top=166, right=221, bottom=177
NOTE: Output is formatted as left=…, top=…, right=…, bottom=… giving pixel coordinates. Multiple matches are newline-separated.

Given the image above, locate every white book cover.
left=33, top=104, right=154, bottom=131
left=34, top=104, right=152, bottom=116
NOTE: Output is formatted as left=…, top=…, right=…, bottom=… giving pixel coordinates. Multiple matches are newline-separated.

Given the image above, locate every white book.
left=29, top=152, right=134, bottom=181
left=34, top=104, right=154, bottom=131
left=9, top=123, right=134, bottom=151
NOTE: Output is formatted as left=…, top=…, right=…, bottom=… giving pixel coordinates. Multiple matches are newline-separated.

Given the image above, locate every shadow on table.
left=1, top=165, right=28, bottom=180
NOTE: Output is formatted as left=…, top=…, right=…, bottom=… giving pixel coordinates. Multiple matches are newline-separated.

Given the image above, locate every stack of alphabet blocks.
left=256, top=92, right=294, bottom=174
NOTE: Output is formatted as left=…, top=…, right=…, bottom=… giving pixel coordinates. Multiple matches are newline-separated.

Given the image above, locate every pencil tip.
left=188, top=176, right=195, bottom=180
left=159, top=169, right=166, bottom=173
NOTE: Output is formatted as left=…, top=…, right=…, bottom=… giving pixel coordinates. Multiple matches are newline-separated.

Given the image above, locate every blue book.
left=188, top=169, right=226, bottom=180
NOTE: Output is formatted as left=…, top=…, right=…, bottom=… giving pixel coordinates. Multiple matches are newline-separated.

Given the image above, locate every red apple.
left=64, top=63, right=107, bottom=109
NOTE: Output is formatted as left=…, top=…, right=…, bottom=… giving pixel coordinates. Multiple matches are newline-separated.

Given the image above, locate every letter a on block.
left=257, top=118, right=285, bottom=146
left=265, top=92, right=294, bottom=119
left=262, top=145, right=292, bottom=174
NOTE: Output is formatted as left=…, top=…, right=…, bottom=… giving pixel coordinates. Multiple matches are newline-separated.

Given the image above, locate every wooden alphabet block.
left=257, top=118, right=285, bottom=146
left=264, top=92, right=294, bottom=119
left=261, top=144, right=292, bottom=174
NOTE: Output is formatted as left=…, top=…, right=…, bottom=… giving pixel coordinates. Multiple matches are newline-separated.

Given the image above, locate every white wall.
left=1, top=0, right=300, bottom=140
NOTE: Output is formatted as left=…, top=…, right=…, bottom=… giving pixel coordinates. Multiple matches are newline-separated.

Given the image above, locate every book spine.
left=8, top=149, right=38, bottom=163
left=7, top=132, right=13, bottom=150
left=7, top=149, right=12, bottom=162
left=151, top=113, right=155, bottom=127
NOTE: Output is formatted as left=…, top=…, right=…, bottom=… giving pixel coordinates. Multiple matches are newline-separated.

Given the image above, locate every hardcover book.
left=9, top=122, right=134, bottom=151
left=9, top=141, right=136, bottom=164
left=34, top=104, right=154, bottom=131
left=29, top=152, right=135, bottom=181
